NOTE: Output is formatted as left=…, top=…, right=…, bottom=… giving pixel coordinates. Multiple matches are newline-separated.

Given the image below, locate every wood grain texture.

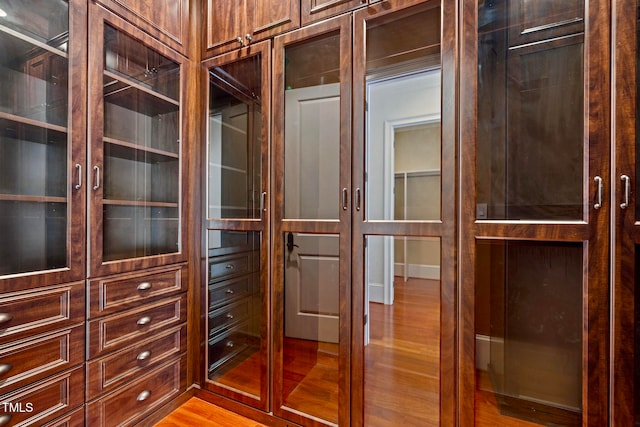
left=155, top=397, right=268, bottom=427
left=301, top=0, right=363, bottom=26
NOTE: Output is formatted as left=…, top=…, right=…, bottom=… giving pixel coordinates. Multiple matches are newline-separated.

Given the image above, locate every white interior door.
left=284, top=83, right=340, bottom=343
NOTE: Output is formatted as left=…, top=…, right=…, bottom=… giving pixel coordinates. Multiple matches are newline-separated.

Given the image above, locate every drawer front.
left=208, top=322, right=256, bottom=370
left=86, top=324, right=186, bottom=399
left=208, top=298, right=251, bottom=335
left=0, top=326, right=84, bottom=394
left=0, top=283, right=84, bottom=345
left=42, top=407, right=84, bottom=427
left=208, top=274, right=258, bottom=309
left=0, top=367, right=83, bottom=427
left=87, top=295, right=186, bottom=359
left=209, top=253, right=253, bottom=281
left=86, top=356, right=186, bottom=427
left=88, top=266, right=186, bottom=318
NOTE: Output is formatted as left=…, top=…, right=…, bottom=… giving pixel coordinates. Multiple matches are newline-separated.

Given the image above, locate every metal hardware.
left=226, top=341, right=234, bottom=348
left=0, top=363, right=12, bottom=376
left=0, top=414, right=12, bottom=426
left=136, top=390, right=151, bottom=402
left=260, top=192, right=267, bottom=212
left=226, top=313, right=234, bottom=319
left=137, top=282, right=152, bottom=291
left=92, top=165, right=101, bottom=190
left=74, top=164, right=82, bottom=190
left=225, top=289, right=234, bottom=294
left=245, top=34, right=253, bottom=42
left=621, top=174, right=631, bottom=209
left=342, top=188, right=348, bottom=210
left=287, top=232, right=299, bottom=253
left=355, top=187, right=361, bottom=211
left=0, top=313, right=12, bottom=324
left=225, top=264, right=234, bottom=270
left=236, top=36, right=244, bottom=46
left=594, top=176, right=603, bottom=209
left=136, top=316, right=152, bottom=326
left=136, top=350, right=151, bottom=361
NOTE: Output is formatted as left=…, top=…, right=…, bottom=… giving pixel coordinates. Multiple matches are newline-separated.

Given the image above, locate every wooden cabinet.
left=93, top=0, right=191, bottom=55
left=203, top=0, right=299, bottom=57
left=88, top=5, right=188, bottom=278
left=301, top=0, right=363, bottom=25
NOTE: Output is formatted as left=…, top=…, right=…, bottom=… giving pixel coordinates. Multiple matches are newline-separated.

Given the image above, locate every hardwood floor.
left=154, top=397, right=267, bottom=427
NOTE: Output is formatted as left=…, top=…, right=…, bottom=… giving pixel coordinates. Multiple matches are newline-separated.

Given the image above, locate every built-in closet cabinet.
left=203, top=0, right=299, bottom=58
left=460, top=0, right=610, bottom=426
left=0, top=0, right=87, bottom=425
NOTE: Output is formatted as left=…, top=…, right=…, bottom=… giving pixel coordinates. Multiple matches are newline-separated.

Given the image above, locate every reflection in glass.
left=477, top=1, right=584, bottom=220
left=207, top=231, right=262, bottom=398
left=284, top=33, right=340, bottom=220
left=208, top=55, right=262, bottom=219
left=364, top=4, right=441, bottom=222
left=0, top=0, right=69, bottom=47
left=475, top=240, right=582, bottom=426
left=365, top=236, right=441, bottom=426
left=283, top=233, right=339, bottom=424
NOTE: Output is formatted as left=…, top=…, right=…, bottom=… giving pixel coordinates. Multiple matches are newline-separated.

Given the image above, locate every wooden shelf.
left=0, top=194, right=66, bottom=203
left=103, top=199, right=179, bottom=208
left=0, top=111, right=67, bottom=134
left=104, top=137, right=179, bottom=160
left=104, top=70, right=179, bottom=111
left=0, top=23, right=68, bottom=59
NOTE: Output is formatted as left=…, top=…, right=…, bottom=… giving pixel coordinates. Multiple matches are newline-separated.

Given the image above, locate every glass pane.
left=0, top=0, right=69, bottom=49
left=104, top=25, right=179, bottom=101
left=365, top=5, right=441, bottom=221
left=477, top=1, right=584, bottom=221
left=207, top=231, right=263, bottom=399
left=0, top=2, right=69, bottom=277
left=284, top=33, right=340, bottom=220
left=282, top=233, right=339, bottom=424
left=102, top=25, right=181, bottom=261
left=208, top=55, right=262, bottom=219
left=365, top=236, right=441, bottom=426
left=475, top=240, right=582, bottom=426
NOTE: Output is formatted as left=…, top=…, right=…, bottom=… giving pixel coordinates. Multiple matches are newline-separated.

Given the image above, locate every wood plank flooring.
left=154, top=397, right=267, bottom=427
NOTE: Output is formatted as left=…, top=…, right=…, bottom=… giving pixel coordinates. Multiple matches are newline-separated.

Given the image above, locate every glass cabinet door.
left=461, top=0, right=610, bottom=425
left=88, top=7, right=185, bottom=276
left=203, top=40, right=270, bottom=411
left=0, top=0, right=86, bottom=291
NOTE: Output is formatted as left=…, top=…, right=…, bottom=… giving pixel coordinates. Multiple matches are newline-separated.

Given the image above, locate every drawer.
left=208, top=298, right=251, bottom=336
left=87, top=295, right=186, bottom=359
left=86, top=324, right=186, bottom=399
left=0, top=326, right=84, bottom=395
left=86, top=356, right=186, bottom=427
left=88, top=266, right=186, bottom=318
left=208, top=322, right=258, bottom=371
left=0, top=282, right=84, bottom=345
left=0, top=367, right=83, bottom=427
left=208, top=274, right=258, bottom=309
left=42, top=407, right=84, bottom=427
left=209, top=252, right=253, bottom=281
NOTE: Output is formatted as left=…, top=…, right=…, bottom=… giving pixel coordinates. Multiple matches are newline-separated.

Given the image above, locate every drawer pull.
left=226, top=341, right=234, bottom=348
left=225, top=289, right=234, bottom=295
left=225, top=264, right=235, bottom=270
left=0, top=313, right=12, bottom=324
left=0, top=363, right=12, bottom=376
left=137, top=316, right=152, bottom=326
left=136, top=389, right=152, bottom=402
left=226, top=313, right=234, bottom=319
left=136, top=350, right=152, bottom=361
left=137, top=282, right=152, bottom=291
left=0, top=414, right=11, bottom=426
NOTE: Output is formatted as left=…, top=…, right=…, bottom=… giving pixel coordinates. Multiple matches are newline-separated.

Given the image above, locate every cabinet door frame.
left=301, top=0, right=364, bottom=26
left=459, top=0, right=611, bottom=425
left=0, top=0, right=87, bottom=293
left=200, top=39, right=272, bottom=412
left=272, top=15, right=352, bottom=427
left=612, top=0, right=637, bottom=424
left=87, top=5, right=188, bottom=278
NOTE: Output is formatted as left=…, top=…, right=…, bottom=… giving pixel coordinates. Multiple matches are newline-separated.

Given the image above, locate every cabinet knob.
left=0, top=313, right=12, bottom=325
left=137, top=282, right=152, bottom=291
left=0, top=363, right=12, bottom=376
left=225, top=264, right=235, bottom=270
left=137, top=316, right=152, bottom=326
left=0, top=414, right=11, bottom=427
left=236, top=36, right=244, bottom=46
left=226, top=313, right=234, bottom=319
left=136, top=389, right=152, bottom=402
left=226, top=341, right=234, bottom=348
left=225, top=289, right=234, bottom=295
left=136, top=350, right=152, bottom=361
left=245, top=33, right=253, bottom=42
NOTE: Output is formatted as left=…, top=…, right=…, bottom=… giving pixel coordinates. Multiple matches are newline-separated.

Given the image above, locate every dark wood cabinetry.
left=203, top=0, right=299, bottom=57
